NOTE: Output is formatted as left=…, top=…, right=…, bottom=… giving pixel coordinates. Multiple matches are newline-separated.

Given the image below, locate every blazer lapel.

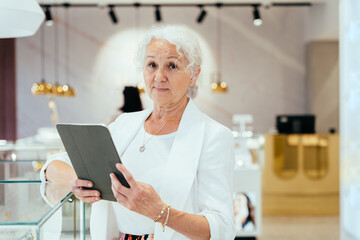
left=112, top=108, right=153, bottom=157
left=155, top=100, right=205, bottom=239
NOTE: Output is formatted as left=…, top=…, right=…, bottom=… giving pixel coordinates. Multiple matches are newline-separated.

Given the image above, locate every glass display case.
left=0, top=182, right=77, bottom=240
left=0, top=133, right=90, bottom=239
left=0, top=160, right=44, bottom=183
left=0, top=131, right=64, bottom=183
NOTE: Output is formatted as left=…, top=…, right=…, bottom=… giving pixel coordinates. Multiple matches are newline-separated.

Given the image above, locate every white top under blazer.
left=40, top=99, right=235, bottom=240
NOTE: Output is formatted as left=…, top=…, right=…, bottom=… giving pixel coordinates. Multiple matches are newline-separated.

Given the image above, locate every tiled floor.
left=258, top=215, right=353, bottom=240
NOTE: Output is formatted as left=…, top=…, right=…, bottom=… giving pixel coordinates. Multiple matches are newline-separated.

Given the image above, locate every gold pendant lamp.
left=211, top=4, right=227, bottom=93
left=62, top=5, right=76, bottom=97
left=134, top=3, right=145, bottom=94
left=52, top=10, right=63, bottom=97
left=31, top=18, right=52, bottom=96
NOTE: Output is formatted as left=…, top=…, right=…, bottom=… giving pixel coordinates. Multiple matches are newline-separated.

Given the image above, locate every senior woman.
left=40, top=25, right=235, bottom=240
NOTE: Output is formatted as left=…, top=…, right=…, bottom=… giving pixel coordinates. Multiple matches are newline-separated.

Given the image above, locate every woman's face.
left=143, top=39, right=197, bottom=107
left=234, top=193, right=249, bottom=221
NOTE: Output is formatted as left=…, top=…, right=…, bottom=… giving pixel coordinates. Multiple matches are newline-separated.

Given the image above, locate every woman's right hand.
left=70, top=179, right=101, bottom=203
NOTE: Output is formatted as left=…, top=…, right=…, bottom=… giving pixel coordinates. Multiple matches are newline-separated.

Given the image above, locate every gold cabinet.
left=263, top=134, right=339, bottom=215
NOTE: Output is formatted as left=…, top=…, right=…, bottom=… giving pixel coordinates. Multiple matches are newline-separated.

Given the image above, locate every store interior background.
left=2, top=0, right=360, bottom=239
left=17, top=0, right=338, bottom=138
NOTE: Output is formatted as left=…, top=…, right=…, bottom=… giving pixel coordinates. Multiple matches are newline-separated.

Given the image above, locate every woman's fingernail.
left=87, top=183, right=92, bottom=187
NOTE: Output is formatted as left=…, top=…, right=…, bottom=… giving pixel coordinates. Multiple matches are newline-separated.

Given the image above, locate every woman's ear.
left=190, top=66, right=201, bottom=86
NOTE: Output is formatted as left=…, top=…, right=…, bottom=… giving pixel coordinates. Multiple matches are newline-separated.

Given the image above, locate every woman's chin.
left=151, top=96, right=173, bottom=106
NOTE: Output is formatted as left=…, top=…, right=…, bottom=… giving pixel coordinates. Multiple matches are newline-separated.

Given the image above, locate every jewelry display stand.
left=233, top=134, right=263, bottom=239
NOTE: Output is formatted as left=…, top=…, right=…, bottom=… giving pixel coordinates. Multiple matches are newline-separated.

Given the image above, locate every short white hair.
left=136, top=24, right=202, bottom=98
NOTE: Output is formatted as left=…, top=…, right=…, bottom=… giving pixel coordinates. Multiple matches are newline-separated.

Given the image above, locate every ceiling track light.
left=196, top=5, right=207, bottom=24
left=253, top=5, right=262, bottom=26
left=40, top=2, right=312, bottom=8
left=108, top=5, right=118, bottom=24
left=155, top=5, right=161, bottom=22
left=44, top=6, right=53, bottom=26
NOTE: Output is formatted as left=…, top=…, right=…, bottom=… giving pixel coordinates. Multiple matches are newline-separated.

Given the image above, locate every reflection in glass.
left=303, top=135, right=328, bottom=179
left=0, top=182, right=73, bottom=239
left=274, top=135, right=298, bottom=179
left=233, top=192, right=256, bottom=233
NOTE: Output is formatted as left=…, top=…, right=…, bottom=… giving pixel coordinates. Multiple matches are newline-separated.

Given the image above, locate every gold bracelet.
left=154, top=204, right=167, bottom=222
left=161, top=205, right=171, bottom=232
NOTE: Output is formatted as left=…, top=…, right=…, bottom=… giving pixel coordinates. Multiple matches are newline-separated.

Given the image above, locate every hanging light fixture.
left=52, top=11, right=64, bottom=97
left=137, top=83, right=145, bottom=94
left=62, top=4, right=76, bottom=97
left=253, top=5, right=262, bottom=26
left=44, top=6, right=54, bottom=26
left=48, top=6, right=60, bottom=125
left=134, top=3, right=145, bottom=94
left=0, top=0, right=44, bottom=38
left=196, top=5, right=207, bottom=24
left=108, top=5, right=118, bottom=24
left=212, top=4, right=227, bottom=93
left=32, top=20, right=52, bottom=95
left=154, top=5, right=162, bottom=22
left=211, top=81, right=227, bottom=92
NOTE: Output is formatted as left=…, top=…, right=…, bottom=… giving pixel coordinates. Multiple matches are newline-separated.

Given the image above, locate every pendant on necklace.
left=139, top=145, right=145, bottom=152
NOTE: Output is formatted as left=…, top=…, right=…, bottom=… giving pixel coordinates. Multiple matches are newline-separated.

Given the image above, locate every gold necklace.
left=139, top=120, right=168, bottom=152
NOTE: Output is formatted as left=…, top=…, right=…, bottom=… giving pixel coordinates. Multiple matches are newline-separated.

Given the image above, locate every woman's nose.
left=155, top=68, right=166, bottom=82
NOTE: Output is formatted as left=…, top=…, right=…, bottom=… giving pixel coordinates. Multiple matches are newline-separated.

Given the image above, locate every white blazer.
left=42, top=99, right=235, bottom=240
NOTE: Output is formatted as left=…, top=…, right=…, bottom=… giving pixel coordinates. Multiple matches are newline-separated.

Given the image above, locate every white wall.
left=304, top=0, right=339, bottom=42
left=16, top=5, right=307, bottom=138
left=306, top=41, right=339, bottom=133
left=340, top=0, right=360, bottom=239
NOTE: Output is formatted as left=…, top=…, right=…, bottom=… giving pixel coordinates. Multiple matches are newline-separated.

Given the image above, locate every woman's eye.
left=169, top=63, right=176, bottom=69
left=148, top=62, right=156, bottom=68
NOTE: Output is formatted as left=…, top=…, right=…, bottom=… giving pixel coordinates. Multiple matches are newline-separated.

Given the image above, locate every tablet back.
left=56, top=124, right=130, bottom=201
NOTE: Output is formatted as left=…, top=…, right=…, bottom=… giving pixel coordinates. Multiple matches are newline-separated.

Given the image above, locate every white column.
left=340, top=0, right=360, bottom=239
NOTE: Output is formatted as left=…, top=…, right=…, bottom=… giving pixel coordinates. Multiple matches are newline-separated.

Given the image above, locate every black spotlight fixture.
left=44, top=6, right=53, bottom=26
left=252, top=5, right=262, bottom=26
left=108, top=5, right=118, bottom=24
left=196, top=5, right=207, bottom=23
left=155, top=5, right=162, bottom=22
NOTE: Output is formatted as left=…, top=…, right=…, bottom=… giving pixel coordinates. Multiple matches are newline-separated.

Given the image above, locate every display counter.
left=0, top=182, right=79, bottom=240
left=0, top=160, right=44, bottom=183
left=0, top=136, right=89, bottom=240
left=263, top=134, right=339, bottom=215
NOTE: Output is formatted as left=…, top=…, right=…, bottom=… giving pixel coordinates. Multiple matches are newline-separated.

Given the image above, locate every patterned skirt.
left=120, top=233, right=155, bottom=240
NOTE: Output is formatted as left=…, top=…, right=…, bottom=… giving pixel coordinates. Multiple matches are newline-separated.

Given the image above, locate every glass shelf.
left=0, top=160, right=45, bottom=182
left=0, top=135, right=90, bottom=239
left=0, top=182, right=76, bottom=239
left=233, top=133, right=265, bottom=169
left=0, top=136, right=64, bottom=162
left=0, top=182, right=71, bottom=225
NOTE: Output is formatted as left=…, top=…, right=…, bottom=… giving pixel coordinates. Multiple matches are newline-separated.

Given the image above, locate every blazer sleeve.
left=197, top=125, right=235, bottom=240
left=40, top=152, right=73, bottom=183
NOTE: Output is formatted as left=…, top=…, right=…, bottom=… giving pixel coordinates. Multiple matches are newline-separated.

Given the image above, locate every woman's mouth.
left=154, top=87, right=169, bottom=92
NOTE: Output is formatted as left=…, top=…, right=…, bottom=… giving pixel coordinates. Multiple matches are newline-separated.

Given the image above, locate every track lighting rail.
left=40, top=2, right=312, bottom=8
left=40, top=2, right=311, bottom=26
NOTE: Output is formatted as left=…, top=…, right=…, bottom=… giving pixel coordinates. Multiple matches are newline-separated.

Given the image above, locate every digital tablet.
left=56, top=124, right=130, bottom=202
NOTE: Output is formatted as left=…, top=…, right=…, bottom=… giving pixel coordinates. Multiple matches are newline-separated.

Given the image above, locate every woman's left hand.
left=110, top=163, right=165, bottom=220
